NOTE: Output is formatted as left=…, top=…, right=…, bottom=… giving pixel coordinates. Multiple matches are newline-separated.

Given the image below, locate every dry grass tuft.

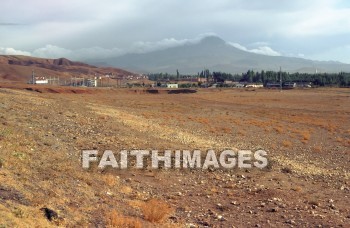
left=141, top=199, right=173, bottom=223
left=106, top=210, right=142, bottom=228
left=196, top=117, right=210, bottom=125
left=291, top=186, right=303, bottom=192
left=102, top=174, right=119, bottom=187
left=300, top=131, right=311, bottom=141
left=312, top=145, right=322, bottom=153
left=301, top=139, right=309, bottom=144
left=346, top=139, right=350, bottom=147
left=221, top=127, right=232, bottom=134
left=120, top=186, right=133, bottom=195
left=336, top=137, right=343, bottom=143
left=273, top=126, right=284, bottom=134
left=237, top=129, right=246, bottom=136
left=282, top=140, right=292, bottom=147
left=128, top=200, right=146, bottom=209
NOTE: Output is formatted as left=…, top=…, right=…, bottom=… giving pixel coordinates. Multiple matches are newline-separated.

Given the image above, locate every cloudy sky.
left=1, top=0, right=350, bottom=63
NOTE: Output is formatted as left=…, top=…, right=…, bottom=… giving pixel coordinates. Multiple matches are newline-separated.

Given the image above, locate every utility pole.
left=279, top=66, right=282, bottom=92
left=32, top=70, right=35, bottom=84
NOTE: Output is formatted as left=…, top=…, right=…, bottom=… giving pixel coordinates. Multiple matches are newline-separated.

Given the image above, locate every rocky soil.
left=0, top=86, right=349, bottom=227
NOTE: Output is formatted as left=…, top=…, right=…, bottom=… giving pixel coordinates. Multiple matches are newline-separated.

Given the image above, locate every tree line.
left=148, top=69, right=350, bottom=87
left=230, top=70, right=350, bottom=87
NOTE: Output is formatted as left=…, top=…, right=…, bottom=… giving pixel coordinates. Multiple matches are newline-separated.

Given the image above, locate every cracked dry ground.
left=0, top=86, right=349, bottom=227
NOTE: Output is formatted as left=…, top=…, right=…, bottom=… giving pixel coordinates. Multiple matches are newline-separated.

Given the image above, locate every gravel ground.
left=0, top=86, right=349, bottom=227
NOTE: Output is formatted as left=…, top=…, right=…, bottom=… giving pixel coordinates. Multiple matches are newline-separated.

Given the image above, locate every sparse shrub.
left=336, top=138, right=343, bottom=143
left=325, top=124, right=336, bottom=133
left=141, top=112, right=151, bottom=119
left=231, top=118, right=242, bottom=126
left=103, top=174, right=119, bottom=187
left=196, top=117, right=210, bottom=125
left=291, top=186, right=302, bottom=192
left=308, top=200, right=321, bottom=207
left=106, top=210, right=142, bottom=228
left=300, top=131, right=311, bottom=141
left=237, top=129, right=246, bottom=136
left=247, top=119, right=268, bottom=129
left=345, top=139, right=350, bottom=147
left=12, top=207, right=25, bottom=218
left=270, top=143, right=277, bottom=150
left=0, top=129, right=11, bottom=140
left=282, top=140, right=292, bottom=147
left=209, top=128, right=216, bottom=134
left=141, top=199, right=173, bottom=223
left=264, top=127, right=270, bottom=132
left=273, top=126, right=284, bottom=134
left=281, top=167, right=292, bottom=174
left=12, top=152, right=26, bottom=160
left=264, top=159, right=274, bottom=171
left=120, top=186, right=133, bottom=195
left=301, top=139, right=308, bottom=144
left=312, top=145, right=322, bottom=153
left=210, top=188, right=219, bottom=193
left=221, top=127, right=232, bottom=134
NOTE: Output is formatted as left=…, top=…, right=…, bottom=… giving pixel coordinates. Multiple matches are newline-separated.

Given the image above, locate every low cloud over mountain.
left=97, top=36, right=350, bottom=74
left=1, top=35, right=350, bottom=75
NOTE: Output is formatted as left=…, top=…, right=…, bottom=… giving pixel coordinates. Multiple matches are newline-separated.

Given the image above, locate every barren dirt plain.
left=0, top=84, right=349, bottom=227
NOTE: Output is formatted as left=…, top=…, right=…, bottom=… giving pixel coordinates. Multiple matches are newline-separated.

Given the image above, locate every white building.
left=245, top=83, right=264, bottom=88
left=34, top=77, right=48, bottom=84
left=167, top=84, right=178, bottom=88
left=86, top=78, right=97, bottom=87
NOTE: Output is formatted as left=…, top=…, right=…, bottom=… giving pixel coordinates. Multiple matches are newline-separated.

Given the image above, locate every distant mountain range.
left=0, top=55, right=138, bottom=83
left=98, top=36, right=350, bottom=74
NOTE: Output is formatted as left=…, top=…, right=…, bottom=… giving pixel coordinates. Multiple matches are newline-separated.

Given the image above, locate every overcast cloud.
left=0, top=0, right=349, bottom=63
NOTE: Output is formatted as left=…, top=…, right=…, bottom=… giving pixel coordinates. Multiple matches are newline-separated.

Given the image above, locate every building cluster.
left=28, top=70, right=313, bottom=89
left=29, top=70, right=148, bottom=87
left=30, top=71, right=59, bottom=85
left=115, top=74, right=148, bottom=80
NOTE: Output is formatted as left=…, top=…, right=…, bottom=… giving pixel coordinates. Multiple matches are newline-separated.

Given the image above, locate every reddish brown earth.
left=0, top=84, right=349, bottom=227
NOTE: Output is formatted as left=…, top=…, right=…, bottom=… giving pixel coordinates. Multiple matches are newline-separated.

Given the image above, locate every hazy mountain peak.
left=199, top=35, right=226, bottom=46
left=103, top=36, right=350, bottom=74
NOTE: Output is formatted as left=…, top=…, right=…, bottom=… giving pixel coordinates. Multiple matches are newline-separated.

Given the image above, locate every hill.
left=102, top=36, right=350, bottom=74
left=0, top=55, right=138, bottom=83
